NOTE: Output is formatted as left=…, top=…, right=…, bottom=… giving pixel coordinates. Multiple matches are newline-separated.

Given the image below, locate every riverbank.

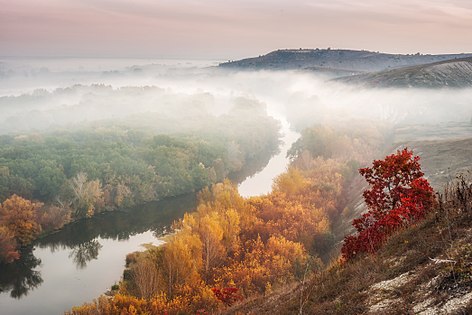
left=0, top=116, right=282, bottom=314
left=0, top=193, right=196, bottom=314
left=67, top=120, right=391, bottom=314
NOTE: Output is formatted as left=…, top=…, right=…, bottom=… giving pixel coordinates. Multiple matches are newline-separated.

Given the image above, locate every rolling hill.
left=219, top=49, right=472, bottom=76
left=338, top=57, right=472, bottom=88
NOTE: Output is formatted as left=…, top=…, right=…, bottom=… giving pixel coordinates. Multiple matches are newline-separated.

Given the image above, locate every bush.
left=342, top=148, right=434, bottom=261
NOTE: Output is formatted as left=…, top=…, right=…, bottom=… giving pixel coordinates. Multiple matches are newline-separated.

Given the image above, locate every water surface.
left=0, top=195, right=194, bottom=314
left=238, top=113, right=300, bottom=197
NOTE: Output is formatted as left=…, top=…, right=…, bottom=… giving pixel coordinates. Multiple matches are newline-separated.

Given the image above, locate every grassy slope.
left=394, top=122, right=472, bottom=189
left=338, top=57, right=472, bottom=88
left=224, top=179, right=472, bottom=314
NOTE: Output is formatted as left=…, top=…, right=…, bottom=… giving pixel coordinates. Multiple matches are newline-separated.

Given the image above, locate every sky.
left=1, top=0, right=472, bottom=59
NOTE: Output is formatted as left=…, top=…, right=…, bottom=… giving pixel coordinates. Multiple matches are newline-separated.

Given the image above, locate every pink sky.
left=1, top=0, right=472, bottom=59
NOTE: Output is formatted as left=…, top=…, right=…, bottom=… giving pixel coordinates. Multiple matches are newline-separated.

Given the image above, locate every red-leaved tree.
left=341, top=148, right=434, bottom=261
left=0, top=226, right=20, bottom=263
left=211, top=287, right=243, bottom=306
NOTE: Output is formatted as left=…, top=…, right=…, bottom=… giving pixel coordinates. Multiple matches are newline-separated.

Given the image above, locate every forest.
left=67, top=121, right=400, bottom=314
left=0, top=105, right=279, bottom=264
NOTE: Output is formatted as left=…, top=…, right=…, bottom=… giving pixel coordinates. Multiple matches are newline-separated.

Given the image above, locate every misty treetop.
left=0, top=107, right=279, bottom=219
left=0, top=106, right=279, bottom=264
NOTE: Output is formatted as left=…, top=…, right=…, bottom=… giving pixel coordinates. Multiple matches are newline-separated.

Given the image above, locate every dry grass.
left=223, top=176, right=472, bottom=314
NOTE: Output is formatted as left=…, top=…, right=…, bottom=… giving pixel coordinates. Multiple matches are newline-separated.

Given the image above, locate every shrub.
left=342, top=148, right=434, bottom=260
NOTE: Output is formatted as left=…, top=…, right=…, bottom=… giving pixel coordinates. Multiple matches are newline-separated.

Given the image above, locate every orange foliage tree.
left=0, top=226, right=20, bottom=263
left=36, top=204, right=71, bottom=232
left=0, top=194, right=42, bottom=247
left=249, top=194, right=329, bottom=250
left=68, top=289, right=221, bottom=315
left=214, top=234, right=309, bottom=296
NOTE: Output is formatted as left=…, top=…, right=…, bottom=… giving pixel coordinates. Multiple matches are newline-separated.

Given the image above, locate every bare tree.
left=131, top=257, right=161, bottom=299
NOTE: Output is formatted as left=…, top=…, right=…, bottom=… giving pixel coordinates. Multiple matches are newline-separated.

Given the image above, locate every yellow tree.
left=250, top=194, right=330, bottom=250
left=272, top=167, right=308, bottom=197
left=264, top=235, right=308, bottom=285
left=129, top=254, right=161, bottom=299
left=196, top=212, right=225, bottom=280
left=70, top=172, right=104, bottom=218
left=220, top=208, right=241, bottom=255
left=0, top=194, right=42, bottom=246
left=160, top=230, right=203, bottom=298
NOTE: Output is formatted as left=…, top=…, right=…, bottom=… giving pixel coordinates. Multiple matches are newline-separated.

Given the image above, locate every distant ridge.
left=338, top=57, right=472, bottom=88
left=219, top=49, right=472, bottom=76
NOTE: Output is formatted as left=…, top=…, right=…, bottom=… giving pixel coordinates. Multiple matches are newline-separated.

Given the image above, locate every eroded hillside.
left=339, top=58, right=472, bottom=88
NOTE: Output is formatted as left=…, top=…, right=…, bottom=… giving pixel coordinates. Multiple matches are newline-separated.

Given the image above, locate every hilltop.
left=219, top=49, right=472, bottom=76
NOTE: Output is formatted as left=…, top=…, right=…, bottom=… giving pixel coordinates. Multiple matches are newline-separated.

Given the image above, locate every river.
left=0, top=117, right=298, bottom=315
left=238, top=113, right=300, bottom=197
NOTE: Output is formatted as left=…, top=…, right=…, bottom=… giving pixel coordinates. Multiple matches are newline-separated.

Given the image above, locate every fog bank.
left=1, top=58, right=471, bottom=135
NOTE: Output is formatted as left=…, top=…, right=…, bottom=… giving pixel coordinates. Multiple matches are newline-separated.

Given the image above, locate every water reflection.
left=0, top=194, right=195, bottom=300
left=229, top=138, right=281, bottom=184
left=0, top=149, right=279, bottom=311
left=69, top=240, right=103, bottom=269
left=0, top=249, right=43, bottom=299
left=36, top=194, right=195, bottom=252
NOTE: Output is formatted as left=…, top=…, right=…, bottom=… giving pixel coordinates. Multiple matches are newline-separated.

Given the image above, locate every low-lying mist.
left=1, top=58, right=472, bottom=135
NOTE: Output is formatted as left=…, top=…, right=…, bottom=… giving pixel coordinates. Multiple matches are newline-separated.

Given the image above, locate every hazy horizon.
left=2, top=0, right=472, bottom=59
left=2, top=47, right=472, bottom=61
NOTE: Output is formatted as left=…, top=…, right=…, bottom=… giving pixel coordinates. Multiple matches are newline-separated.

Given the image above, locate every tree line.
left=0, top=109, right=280, bottom=264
